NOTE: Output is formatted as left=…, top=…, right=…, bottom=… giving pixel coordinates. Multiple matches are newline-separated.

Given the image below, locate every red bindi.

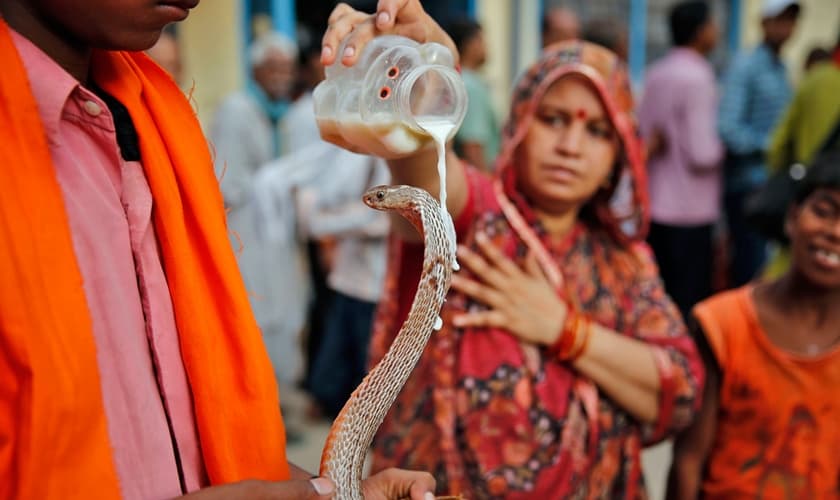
left=575, top=108, right=588, bottom=120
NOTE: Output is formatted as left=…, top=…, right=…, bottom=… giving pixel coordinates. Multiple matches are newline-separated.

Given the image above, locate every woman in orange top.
left=667, top=152, right=840, bottom=498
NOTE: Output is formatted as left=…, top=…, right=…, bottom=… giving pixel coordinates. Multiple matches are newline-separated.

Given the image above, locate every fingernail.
left=456, top=245, right=468, bottom=256
left=321, top=46, right=332, bottom=60
left=343, top=45, right=355, bottom=59
left=476, top=231, right=487, bottom=243
left=424, top=492, right=435, bottom=500
left=453, top=316, right=465, bottom=327
left=377, top=12, right=390, bottom=25
left=310, top=477, right=334, bottom=495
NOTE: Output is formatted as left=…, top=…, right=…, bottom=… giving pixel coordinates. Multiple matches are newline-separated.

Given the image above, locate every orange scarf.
left=0, top=21, right=288, bottom=498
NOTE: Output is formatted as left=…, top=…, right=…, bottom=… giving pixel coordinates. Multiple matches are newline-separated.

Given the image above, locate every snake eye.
left=386, top=66, right=400, bottom=79
left=376, top=190, right=386, bottom=200
left=378, top=86, right=391, bottom=100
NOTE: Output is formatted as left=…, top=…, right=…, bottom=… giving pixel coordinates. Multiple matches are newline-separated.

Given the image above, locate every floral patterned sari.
left=369, top=41, right=704, bottom=499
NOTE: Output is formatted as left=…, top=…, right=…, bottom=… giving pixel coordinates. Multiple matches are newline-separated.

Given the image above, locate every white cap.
left=761, top=0, right=800, bottom=19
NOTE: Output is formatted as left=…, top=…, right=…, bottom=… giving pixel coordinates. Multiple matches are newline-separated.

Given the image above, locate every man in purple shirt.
left=638, top=0, right=724, bottom=320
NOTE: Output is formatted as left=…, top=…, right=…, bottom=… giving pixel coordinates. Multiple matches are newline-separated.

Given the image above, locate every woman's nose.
left=556, top=121, right=584, bottom=156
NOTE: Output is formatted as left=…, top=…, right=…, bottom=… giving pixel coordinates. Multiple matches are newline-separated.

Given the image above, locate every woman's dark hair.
left=444, top=18, right=482, bottom=54
left=794, top=150, right=840, bottom=204
left=669, top=1, right=711, bottom=47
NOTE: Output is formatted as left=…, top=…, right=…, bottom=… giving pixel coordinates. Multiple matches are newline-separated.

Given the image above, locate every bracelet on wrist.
left=548, top=304, right=580, bottom=360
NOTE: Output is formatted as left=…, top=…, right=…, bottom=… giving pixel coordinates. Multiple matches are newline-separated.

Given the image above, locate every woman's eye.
left=586, top=123, right=614, bottom=140
left=811, top=202, right=835, bottom=219
left=539, top=114, right=568, bottom=127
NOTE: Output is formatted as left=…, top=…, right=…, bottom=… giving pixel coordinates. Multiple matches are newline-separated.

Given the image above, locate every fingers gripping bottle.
left=313, top=35, right=467, bottom=159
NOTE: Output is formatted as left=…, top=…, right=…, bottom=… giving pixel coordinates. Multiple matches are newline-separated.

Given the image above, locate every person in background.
left=283, top=38, right=325, bottom=153
left=0, top=0, right=435, bottom=497
left=210, top=32, right=302, bottom=389
left=299, top=156, right=391, bottom=419
left=638, top=0, right=723, bottom=321
left=446, top=18, right=500, bottom=172
left=718, top=0, right=800, bottom=288
left=583, top=17, right=629, bottom=63
left=803, top=46, right=831, bottom=72
left=768, top=32, right=840, bottom=170
left=541, top=6, right=580, bottom=48
left=280, top=37, right=335, bottom=402
left=667, top=153, right=840, bottom=499
left=145, top=25, right=182, bottom=85
left=763, top=32, right=840, bottom=278
left=322, top=2, right=704, bottom=497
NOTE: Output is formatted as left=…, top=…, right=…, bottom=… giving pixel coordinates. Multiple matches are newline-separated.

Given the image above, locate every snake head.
left=363, top=184, right=421, bottom=210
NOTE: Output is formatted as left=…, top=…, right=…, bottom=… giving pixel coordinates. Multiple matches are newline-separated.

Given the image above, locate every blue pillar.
left=728, top=0, right=742, bottom=53
left=467, top=0, right=477, bottom=18
left=628, top=0, right=647, bottom=86
left=271, top=0, right=296, bottom=39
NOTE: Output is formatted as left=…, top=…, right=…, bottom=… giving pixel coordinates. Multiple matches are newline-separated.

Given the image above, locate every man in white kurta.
left=211, top=32, right=299, bottom=383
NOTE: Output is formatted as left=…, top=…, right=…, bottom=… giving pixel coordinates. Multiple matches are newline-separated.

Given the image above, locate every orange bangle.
left=549, top=305, right=579, bottom=360
left=568, top=317, right=593, bottom=361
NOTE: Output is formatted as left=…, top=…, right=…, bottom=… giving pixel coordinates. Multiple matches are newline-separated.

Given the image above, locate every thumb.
left=264, top=477, right=335, bottom=499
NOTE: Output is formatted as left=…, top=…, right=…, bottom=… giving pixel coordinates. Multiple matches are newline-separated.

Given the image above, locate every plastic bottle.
left=313, top=35, right=467, bottom=159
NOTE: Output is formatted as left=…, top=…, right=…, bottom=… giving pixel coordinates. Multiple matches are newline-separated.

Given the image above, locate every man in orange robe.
left=0, top=0, right=435, bottom=498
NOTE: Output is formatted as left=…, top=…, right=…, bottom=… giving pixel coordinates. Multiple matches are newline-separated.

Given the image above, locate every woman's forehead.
left=539, top=75, right=607, bottom=115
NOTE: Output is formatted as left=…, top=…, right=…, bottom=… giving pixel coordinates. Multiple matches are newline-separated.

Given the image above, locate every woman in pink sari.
left=322, top=2, right=704, bottom=497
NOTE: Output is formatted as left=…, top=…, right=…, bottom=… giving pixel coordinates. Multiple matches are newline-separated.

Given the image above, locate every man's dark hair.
left=444, top=18, right=482, bottom=54
left=794, top=150, right=840, bottom=205
left=583, top=18, right=625, bottom=54
left=669, top=1, right=711, bottom=47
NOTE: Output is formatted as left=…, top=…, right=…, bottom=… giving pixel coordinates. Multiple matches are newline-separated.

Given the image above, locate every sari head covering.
left=495, top=41, right=649, bottom=280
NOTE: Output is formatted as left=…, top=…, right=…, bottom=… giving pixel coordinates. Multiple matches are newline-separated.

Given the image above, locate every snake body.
left=319, top=184, right=455, bottom=500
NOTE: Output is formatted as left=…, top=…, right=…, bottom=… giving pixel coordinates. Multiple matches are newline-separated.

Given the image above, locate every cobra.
left=319, top=184, right=456, bottom=500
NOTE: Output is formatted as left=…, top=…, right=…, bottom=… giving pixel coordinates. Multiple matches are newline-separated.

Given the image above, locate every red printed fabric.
left=369, top=41, right=703, bottom=499
left=370, top=164, right=701, bottom=498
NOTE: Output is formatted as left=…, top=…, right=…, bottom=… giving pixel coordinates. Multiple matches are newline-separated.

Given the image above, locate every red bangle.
left=567, top=316, right=592, bottom=361
left=549, top=305, right=579, bottom=360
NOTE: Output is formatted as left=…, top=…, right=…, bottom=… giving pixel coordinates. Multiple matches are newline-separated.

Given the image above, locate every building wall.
left=476, top=0, right=515, bottom=121
left=180, top=2, right=244, bottom=128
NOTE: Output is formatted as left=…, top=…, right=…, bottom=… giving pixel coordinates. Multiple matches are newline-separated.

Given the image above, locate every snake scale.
left=319, top=184, right=456, bottom=500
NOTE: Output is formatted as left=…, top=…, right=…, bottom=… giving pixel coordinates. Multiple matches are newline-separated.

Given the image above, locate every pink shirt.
left=12, top=31, right=207, bottom=497
left=637, top=48, right=724, bottom=226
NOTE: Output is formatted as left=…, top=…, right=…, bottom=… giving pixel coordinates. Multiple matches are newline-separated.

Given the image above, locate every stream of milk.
left=417, top=117, right=459, bottom=273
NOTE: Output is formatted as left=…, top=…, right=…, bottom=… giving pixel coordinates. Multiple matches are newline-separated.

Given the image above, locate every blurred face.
left=253, top=48, right=296, bottom=101
left=787, top=188, right=840, bottom=289
left=22, top=0, right=199, bottom=51
left=516, top=75, right=619, bottom=215
left=763, top=7, right=800, bottom=48
left=542, top=9, right=580, bottom=47
left=696, top=19, right=720, bottom=55
left=464, top=31, right=487, bottom=68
